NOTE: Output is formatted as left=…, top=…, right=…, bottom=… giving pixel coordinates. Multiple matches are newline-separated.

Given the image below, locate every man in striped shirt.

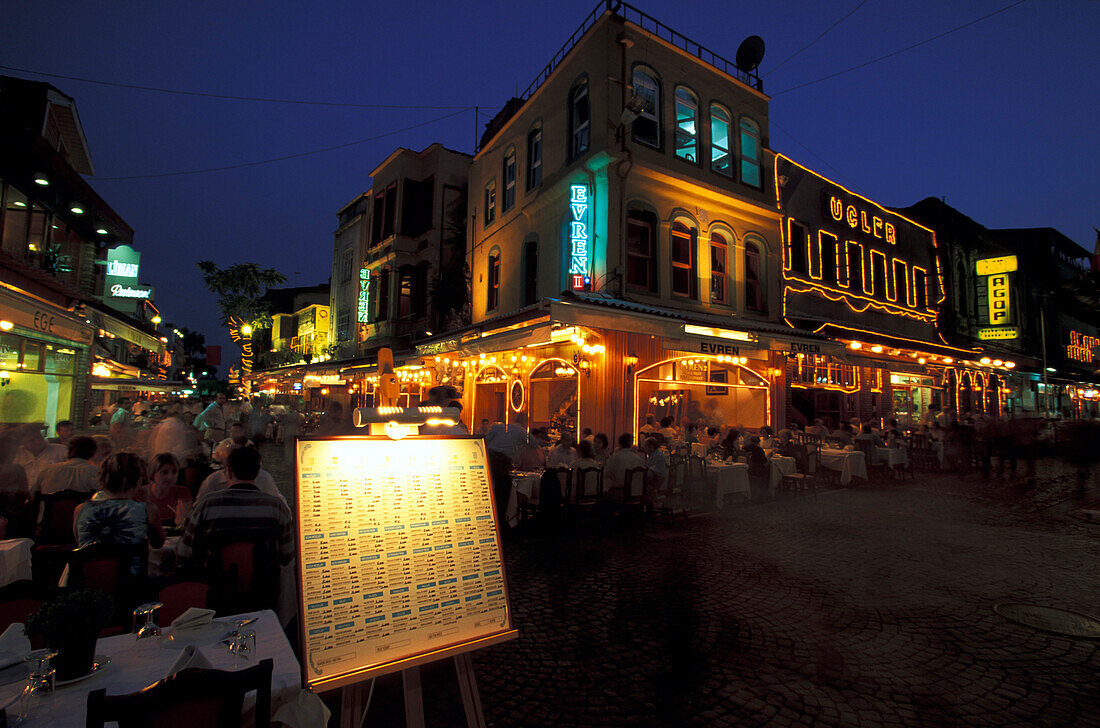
left=177, top=446, right=295, bottom=569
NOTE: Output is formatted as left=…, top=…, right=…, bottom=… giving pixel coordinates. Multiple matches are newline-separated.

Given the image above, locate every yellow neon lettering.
left=860, top=210, right=871, bottom=234
left=873, top=217, right=883, bottom=238
left=846, top=206, right=858, bottom=228
left=829, top=196, right=843, bottom=221
left=885, top=223, right=896, bottom=244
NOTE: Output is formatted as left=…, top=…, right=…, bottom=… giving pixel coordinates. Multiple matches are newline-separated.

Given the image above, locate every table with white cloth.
left=768, top=456, right=798, bottom=495
left=817, top=448, right=868, bottom=485
left=874, top=447, right=909, bottom=469
left=709, top=462, right=750, bottom=507
left=505, top=472, right=541, bottom=528
left=932, top=440, right=945, bottom=467
left=0, top=539, right=33, bottom=588
left=0, top=609, right=324, bottom=728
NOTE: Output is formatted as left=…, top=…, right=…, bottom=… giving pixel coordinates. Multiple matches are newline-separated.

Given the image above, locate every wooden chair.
left=620, top=466, right=649, bottom=531
left=31, top=489, right=92, bottom=586
left=569, top=466, right=603, bottom=535
left=67, top=542, right=149, bottom=624
left=686, top=455, right=714, bottom=510
left=779, top=449, right=819, bottom=497
left=87, top=658, right=273, bottom=728
left=152, top=572, right=212, bottom=626
left=854, top=440, right=886, bottom=483
left=653, top=458, right=686, bottom=524
left=203, top=533, right=281, bottom=617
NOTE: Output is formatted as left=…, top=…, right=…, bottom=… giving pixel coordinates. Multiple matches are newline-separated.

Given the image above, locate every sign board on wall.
left=568, top=184, right=591, bottom=290
left=974, top=255, right=1018, bottom=340
left=295, top=437, right=516, bottom=691
left=102, top=244, right=154, bottom=312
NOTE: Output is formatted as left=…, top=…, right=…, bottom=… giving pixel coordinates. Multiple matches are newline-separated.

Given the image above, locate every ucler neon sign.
left=569, top=184, right=590, bottom=290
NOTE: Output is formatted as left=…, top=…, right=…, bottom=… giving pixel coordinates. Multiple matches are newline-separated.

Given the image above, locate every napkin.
left=165, top=645, right=212, bottom=677
left=273, top=690, right=332, bottom=728
left=169, top=607, right=216, bottom=631
left=0, top=623, right=30, bottom=669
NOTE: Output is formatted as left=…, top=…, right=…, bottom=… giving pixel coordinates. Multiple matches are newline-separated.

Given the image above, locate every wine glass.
left=15, top=649, right=57, bottom=722
left=132, top=602, right=163, bottom=641
left=227, top=624, right=256, bottom=669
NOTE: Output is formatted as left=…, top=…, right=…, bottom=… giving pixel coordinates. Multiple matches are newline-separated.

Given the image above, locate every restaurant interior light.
left=33, top=173, right=49, bottom=186
left=70, top=204, right=84, bottom=215
left=0, top=321, right=12, bottom=331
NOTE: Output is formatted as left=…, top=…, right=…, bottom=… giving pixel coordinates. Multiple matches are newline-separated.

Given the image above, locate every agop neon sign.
left=569, top=184, right=590, bottom=290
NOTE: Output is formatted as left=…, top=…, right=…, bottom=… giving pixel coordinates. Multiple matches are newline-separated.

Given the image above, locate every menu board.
left=295, top=436, right=516, bottom=691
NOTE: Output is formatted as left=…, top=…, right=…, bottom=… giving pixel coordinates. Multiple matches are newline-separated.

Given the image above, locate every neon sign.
left=1067, top=330, right=1099, bottom=363
left=975, top=255, right=1017, bottom=276
left=825, top=193, right=896, bottom=244
left=569, top=184, right=590, bottom=290
left=357, top=267, right=371, bottom=323
left=988, top=274, right=1010, bottom=326
left=977, top=327, right=1020, bottom=341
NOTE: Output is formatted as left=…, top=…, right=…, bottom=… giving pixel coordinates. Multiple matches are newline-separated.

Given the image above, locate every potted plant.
left=25, top=590, right=114, bottom=680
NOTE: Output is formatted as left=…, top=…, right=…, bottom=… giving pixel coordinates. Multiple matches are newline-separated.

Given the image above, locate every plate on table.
left=55, top=655, right=110, bottom=687
left=159, top=620, right=230, bottom=649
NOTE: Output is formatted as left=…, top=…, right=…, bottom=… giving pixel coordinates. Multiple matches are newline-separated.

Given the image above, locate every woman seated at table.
left=759, top=426, right=777, bottom=451
left=74, top=453, right=166, bottom=570
left=547, top=436, right=578, bottom=469
left=592, top=433, right=611, bottom=466
left=135, top=452, right=193, bottom=529
left=719, top=428, right=742, bottom=460
left=829, top=423, right=855, bottom=446
left=742, top=436, right=770, bottom=492
left=515, top=433, right=546, bottom=471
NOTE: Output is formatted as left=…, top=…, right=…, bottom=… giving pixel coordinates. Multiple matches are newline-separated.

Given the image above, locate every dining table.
left=0, top=609, right=325, bottom=728
left=0, top=539, right=33, bottom=589
left=817, top=448, right=868, bottom=485
left=708, top=461, right=750, bottom=508
left=768, top=456, right=799, bottom=494
left=505, top=472, right=541, bottom=528
left=874, top=446, right=909, bottom=469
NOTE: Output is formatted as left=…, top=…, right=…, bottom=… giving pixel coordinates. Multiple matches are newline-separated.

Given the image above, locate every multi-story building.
left=0, top=75, right=170, bottom=429
left=329, top=193, right=368, bottom=361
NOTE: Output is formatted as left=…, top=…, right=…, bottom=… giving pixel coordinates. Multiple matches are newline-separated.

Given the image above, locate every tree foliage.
left=197, top=261, right=287, bottom=328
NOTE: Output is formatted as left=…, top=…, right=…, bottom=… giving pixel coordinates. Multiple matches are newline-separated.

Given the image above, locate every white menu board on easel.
left=295, top=436, right=516, bottom=692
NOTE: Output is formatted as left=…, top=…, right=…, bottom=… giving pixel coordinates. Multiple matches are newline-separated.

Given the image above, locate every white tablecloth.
left=0, top=610, right=316, bottom=727
left=505, top=473, right=541, bottom=528
left=932, top=440, right=945, bottom=466
left=768, top=456, right=798, bottom=494
left=710, top=462, right=750, bottom=507
left=818, top=449, right=867, bottom=485
left=0, top=539, right=33, bottom=588
left=874, top=447, right=909, bottom=468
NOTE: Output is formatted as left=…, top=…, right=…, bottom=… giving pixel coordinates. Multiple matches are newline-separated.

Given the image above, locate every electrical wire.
left=764, top=0, right=869, bottom=78
left=770, top=119, right=863, bottom=193
left=92, top=107, right=473, bottom=180
left=772, top=0, right=1027, bottom=96
left=0, top=63, right=471, bottom=110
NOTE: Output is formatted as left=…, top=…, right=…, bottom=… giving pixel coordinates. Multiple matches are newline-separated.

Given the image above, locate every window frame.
left=709, top=230, right=729, bottom=305
left=673, top=85, right=700, bottom=164
left=626, top=207, right=659, bottom=294
left=630, top=66, right=661, bottom=150
left=483, top=178, right=496, bottom=227
left=709, top=103, right=733, bottom=178
left=739, top=116, right=762, bottom=189
left=744, top=237, right=765, bottom=313
left=522, top=239, right=538, bottom=306
left=487, top=251, right=501, bottom=312
left=526, top=125, right=542, bottom=191
left=568, top=78, right=591, bottom=160
left=502, top=146, right=516, bottom=212
left=670, top=219, right=697, bottom=300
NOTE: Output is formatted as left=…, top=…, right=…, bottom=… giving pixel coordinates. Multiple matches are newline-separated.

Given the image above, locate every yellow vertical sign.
left=989, top=274, right=1010, bottom=325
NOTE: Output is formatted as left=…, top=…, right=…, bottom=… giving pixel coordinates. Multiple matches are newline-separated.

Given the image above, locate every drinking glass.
left=14, top=649, right=57, bottom=722
left=132, top=602, right=163, bottom=640
left=227, top=625, right=256, bottom=669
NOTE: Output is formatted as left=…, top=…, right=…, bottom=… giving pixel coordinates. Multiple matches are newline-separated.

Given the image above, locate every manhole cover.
left=994, top=604, right=1100, bottom=638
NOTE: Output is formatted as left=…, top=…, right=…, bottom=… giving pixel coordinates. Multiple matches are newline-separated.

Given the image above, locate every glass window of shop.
left=890, top=374, right=935, bottom=428
left=1, top=183, right=29, bottom=258
left=527, top=360, right=579, bottom=441
left=0, top=333, right=78, bottom=431
left=635, top=357, right=769, bottom=431
left=473, top=365, right=508, bottom=428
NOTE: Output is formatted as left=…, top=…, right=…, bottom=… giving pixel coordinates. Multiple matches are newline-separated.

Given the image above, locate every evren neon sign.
left=569, top=184, right=590, bottom=290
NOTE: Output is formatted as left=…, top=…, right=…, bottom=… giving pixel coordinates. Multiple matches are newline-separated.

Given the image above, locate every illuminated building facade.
left=0, top=75, right=170, bottom=428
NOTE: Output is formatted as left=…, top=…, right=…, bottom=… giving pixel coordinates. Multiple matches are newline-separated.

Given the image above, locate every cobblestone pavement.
left=260, top=445, right=1099, bottom=727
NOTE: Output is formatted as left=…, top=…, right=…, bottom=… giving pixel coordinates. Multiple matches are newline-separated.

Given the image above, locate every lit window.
left=398, top=266, right=413, bottom=318
left=502, top=147, right=516, bottom=212
left=569, top=81, right=590, bottom=159
left=710, top=232, right=728, bottom=304
left=626, top=208, right=658, bottom=293
left=526, top=126, right=542, bottom=190
left=745, top=240, right=764, bottom=312
left=674, top=86, right=699, bottom=163
left=487, top=253, right=501, bottom=311
left=484, top=179, right=496, bottom=227
left=631, top=67, right=660, bottom=148
left=671, top=221, right=696, bottom=299
left=739, top=117, right=761, bottom=188
left=710, top=104, right=732, bottom=177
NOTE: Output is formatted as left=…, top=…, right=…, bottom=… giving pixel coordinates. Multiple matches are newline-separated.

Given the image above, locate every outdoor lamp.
left=70, top=204, right=84, bottom=215
left=240, top=323, right=253, bottom=336
left=33, top=173, right=49, bottom=186
left=0, top=320, right=12, bottom=331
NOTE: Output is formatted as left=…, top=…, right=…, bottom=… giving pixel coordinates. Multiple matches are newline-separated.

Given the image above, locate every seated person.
left=196, top=446, right=286, bottom=504
left=657, top=417, right=678, bottom=443
left=603, top=433, right=647, bottom=501
left=212, top=422, right=253, bottom=465
left=759, top=426, right=777, bottom=451
left=570, top=440, right=602, bottom=498
left=704, top=427, right=723, bottom=454
left=643, top=437, right=668, bottom=491
left=177, top=446, right=295, bottom=569
left=514, top=433, right=546, bottom=472
left=854, top=424, right=885, bottom=448
left=829, top=423, right=855, bottom=446
left=929, top=422, right=946, bottom=442
left=135, top=453, right=194, bottom=528
left=547, top=436, right=578, bottom=469
left=592, top=433, right=611, bottom=466
left=719, top=428, right=742, bottom=460
left=806, top=418, right=828, bottom=438
left=683, top=422, right=699, bottom=444
left=741, top=436, right=769, bottom=479
left=74, top=452, right=166, bottom=551
left=33, top=435, right=99, bottom=496
left=639, top=414, right=658, bottom=436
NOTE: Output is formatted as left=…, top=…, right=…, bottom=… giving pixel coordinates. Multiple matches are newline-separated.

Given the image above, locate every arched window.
left=522, top=240, right=538, bottom=306
left=626, top=207, right=658, bottom=293
left=569, top=80, right=590, bottom=159
left=483, top=178, right=496, bottom=227
left=739, top=116, right=762, bottom=188
left=631, top=67, right=660, bottom=148
left=671, top=220, right=696, bottom=299
left=744, top=240, right=764, bottom=312
left=709, top=231, right=728, bottom=304
left=487, top=252, right=501, bottom=312
left=674, top=86, right=699, bottom=163
left=710, top=104, right=732, bottom=177
left=526, top=125, right=542, bottom=190
left=502, top=147, right=516, bottom=212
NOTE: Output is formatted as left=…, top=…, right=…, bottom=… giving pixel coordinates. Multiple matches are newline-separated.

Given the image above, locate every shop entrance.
left=473, top=365, right=507, bottom=427
left=527, top=359, right=579, bottom=442
left=634, top=356, right=769, bottom=435
left=890, top=374, right=935, bottom=428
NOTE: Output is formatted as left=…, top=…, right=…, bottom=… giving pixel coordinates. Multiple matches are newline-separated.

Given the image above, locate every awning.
left=91, top=377, right=186, bottom=392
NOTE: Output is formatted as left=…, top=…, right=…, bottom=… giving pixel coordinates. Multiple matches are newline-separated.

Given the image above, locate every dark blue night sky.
left=4, top=1, right=1097, bottom=356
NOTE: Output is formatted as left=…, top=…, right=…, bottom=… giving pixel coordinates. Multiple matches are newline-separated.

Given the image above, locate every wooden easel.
left=340, top=653, right=486, bottom=728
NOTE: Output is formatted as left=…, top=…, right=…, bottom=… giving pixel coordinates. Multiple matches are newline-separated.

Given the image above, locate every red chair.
left=0, top=580, right=50, bottom=649
left=31, top=489, right=92, bottom=586
left=86, top=658, right=273, bottom=728
left=204, top=534, right=280, bottom=617
left=153, top=574, right=212, bottom=627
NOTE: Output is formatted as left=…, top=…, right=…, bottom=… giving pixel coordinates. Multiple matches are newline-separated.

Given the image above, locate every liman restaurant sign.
left=103, top=245, right=153, bottom=301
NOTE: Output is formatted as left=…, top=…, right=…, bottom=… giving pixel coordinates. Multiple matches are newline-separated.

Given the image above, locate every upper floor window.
left=787, top=220, right=809, bottom=275
left=673, top=86, right=699, bottom=163
left=745, top=240, right=764, bottom=312
left=502, top=147, right=516, bottom=212
left=710, top=104, right=733, bottom=177
left=626, top=208, right=658, bottom=293
left=671, top=220, right=696, bottom=299
left=377, top=267, right=391, bottom=321
left=709, top=231, right=728, bottom=304
left=340, top=249, right=353, bottom=283
left=522, top=240, right=538, bottom=306
left=526, top=126, right=542, bottom=190
left=370, top=182, right=398, bottom=245
left=487, top=252, right=501, bottom=311
left=569, top=80, right=590, bottom=159
left=483, top=179, right=496, bottom=227
left=739, top=117, right=762, bottom=188
left=631, top=67, right=660, bottom=148
left=398, top=265, right=414, bottom=318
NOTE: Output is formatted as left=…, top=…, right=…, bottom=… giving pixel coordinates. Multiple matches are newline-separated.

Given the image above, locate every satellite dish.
left=735, top=35, right=766, bottom=73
